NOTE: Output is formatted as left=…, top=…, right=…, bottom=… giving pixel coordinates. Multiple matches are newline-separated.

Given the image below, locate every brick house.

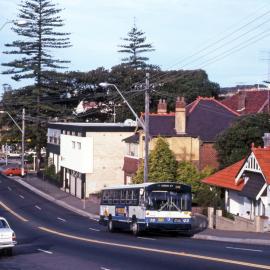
left=123, top=97, right=239, bottom=184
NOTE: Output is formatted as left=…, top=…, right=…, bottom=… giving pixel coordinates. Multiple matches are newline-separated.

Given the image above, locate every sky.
left=1, top=0, right=270, bottom=94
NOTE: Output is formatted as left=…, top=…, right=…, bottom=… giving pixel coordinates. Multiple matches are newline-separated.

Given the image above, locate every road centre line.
left=100, top=267, right=111, bottom=270
left=35, top=205, right=42, bottom=210
left=57, top=217, right=66, bottom=222
left=137, top=237, right=156, bottom=241
left=37, top=248, right=53, bottom=254
left=89, top=227, right=100, bottom=232
left=7, top=186, right=12, bottom=191
left=38, top=226, right=270, bottom=270
left=226, top=246, right=263, bottom=252
left=19, top=195, right=24, bottom=199
left=0, top=201, right=28, bottom=222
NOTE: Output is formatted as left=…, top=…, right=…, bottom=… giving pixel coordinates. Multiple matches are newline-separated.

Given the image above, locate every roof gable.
left=202, top=159, right=245, bottom=191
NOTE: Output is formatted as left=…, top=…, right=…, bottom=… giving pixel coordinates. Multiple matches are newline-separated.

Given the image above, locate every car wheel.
left=108, top=219, right=115, bottom=233
left=131, top=220, right=140, bottom=236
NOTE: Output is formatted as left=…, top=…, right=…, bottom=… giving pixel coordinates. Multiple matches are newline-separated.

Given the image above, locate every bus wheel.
left=131, top=220, right=140, bottom=236
left=108, top=219, right=115, bottom=233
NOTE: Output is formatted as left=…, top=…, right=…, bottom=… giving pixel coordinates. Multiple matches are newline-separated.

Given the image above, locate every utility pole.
left=144, top=73, right=150, bottom=183
left=21, top=108, right=25, bottom=177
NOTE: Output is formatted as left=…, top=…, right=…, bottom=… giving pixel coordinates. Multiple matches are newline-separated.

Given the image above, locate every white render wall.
left=228, top=190, right=253, bottom=219
left=60, top=135, right=93, bottom=174
left=85, top=131, right=133, bottom=194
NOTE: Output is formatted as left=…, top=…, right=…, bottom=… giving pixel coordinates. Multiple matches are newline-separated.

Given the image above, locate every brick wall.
left=199, top=142, right=219, bottom=170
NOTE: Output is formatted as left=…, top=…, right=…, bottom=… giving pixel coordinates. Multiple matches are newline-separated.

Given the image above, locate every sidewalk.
left=14, top=172, right=99, bottom=219
left=10, top=173, right=270, bottom=246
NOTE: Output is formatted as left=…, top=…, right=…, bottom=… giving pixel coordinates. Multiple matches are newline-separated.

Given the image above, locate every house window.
left=72, top=141, right=75, bottom=149
left=77, top=142, right=81, bottom=150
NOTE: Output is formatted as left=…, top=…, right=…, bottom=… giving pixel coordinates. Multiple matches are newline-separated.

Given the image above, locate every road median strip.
left=38, top=226, right=270, bottom=269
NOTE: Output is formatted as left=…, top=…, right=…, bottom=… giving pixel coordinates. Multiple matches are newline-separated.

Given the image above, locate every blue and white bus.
left=99, top=182, right=192, bottom=235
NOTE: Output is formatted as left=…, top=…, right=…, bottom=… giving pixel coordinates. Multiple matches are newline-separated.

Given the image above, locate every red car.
left=1, top=167, right=27, bottom=177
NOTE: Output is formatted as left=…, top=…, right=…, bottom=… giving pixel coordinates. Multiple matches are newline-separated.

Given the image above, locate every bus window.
left=107, top=190, right=113, bottom=205
left=147, top=191, right=191, bottom=211
left=120, top=189, right=126, bottom=204
left=102, top=190, right=109, bottom=204
left=113, top=190, right=120, bottom=204
left=132, top=189, right=139, bottom=205
left=126, top=190, right=133, bottom=205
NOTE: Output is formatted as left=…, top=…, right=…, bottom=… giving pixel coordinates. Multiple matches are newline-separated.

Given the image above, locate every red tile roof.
left=252, top=146, right=270, bottom=185
left=202, top=159, right=245, bottom=191
left=221, top=90, right=270, bottom=115
left=202, top=146, right=270, bottom=189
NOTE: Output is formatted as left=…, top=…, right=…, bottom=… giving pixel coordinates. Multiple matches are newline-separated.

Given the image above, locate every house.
left=47, top=122, right=135, bottom=198
left=202, top=134, right=270, bottom=223
left=221, top=89, right=270, bottom=115
left=123, top=97, right=239, bottom=184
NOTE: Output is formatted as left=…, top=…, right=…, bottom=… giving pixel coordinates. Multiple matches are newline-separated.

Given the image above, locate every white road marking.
left=7, top=186, right=12, bottom=191
left=226, top=246, right=263, bottom=252
left=0, top=180, right=2, bottom=183
left=35, top=205, right=42, bottom=210
left=37, top=248, right=53, bottom=254
left=19, top=195, right=24, bottom=199
left=57, top=217, right=66, bottom=222
left=100, top=267, right=111, bottom=270
left=89, top=227, right=100, bottom=232
left=137, top=237, right=156, bottom=241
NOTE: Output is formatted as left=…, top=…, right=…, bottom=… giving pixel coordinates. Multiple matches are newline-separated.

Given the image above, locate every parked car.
left=0, top=217, right=16, bottom=256
left=0, top=166, right=27, bottom=177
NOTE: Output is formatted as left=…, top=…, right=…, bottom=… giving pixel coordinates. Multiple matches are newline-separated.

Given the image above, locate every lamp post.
left=99, top=80, right=149, bottom=183
left=0, top=109, right=25, bottom=176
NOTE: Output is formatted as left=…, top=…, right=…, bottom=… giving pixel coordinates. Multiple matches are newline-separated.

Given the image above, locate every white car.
left=0, top=217, right=16, bottom=255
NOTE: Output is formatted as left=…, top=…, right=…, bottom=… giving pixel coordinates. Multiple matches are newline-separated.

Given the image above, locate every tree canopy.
left=118, top=23, right=155, bottom=69
left=1, top=0, right=71, bottom=166
left=133, top=137, right=177, bottom=183
left=215, top=113, right=270, bottom=168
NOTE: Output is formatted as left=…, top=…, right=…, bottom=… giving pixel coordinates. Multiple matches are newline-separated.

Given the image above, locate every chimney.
left=237, top=91, right=246, bottom=113
left=262, top=133, right=270, bottom=148
left=157, top=99, right=167, bottom=114
left=175, top=96, right=186, bottom=134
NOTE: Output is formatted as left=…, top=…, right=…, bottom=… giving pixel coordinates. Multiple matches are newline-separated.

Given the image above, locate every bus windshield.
left=147, top=191, right=191, bottom=211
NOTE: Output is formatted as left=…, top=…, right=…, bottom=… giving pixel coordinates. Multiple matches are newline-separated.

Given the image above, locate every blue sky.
left=1, top=0, right=270, bottom=93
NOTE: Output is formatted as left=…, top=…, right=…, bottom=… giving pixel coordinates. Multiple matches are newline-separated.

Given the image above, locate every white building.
left=47, top=122, right=135, bottom=198
left=202, top=136, right=270, bottom=225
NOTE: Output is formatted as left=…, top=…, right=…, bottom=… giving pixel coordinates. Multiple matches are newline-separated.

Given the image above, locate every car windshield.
left=147, top=190, right=191, bottom=211
left=0, top=219, right=9, bottom=228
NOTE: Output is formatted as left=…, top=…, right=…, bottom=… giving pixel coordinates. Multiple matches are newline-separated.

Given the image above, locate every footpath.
left=10, top=172, right=270, bottom=246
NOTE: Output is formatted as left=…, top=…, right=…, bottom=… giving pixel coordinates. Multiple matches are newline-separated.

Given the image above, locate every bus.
left=99, top=182, right=193, bottom=235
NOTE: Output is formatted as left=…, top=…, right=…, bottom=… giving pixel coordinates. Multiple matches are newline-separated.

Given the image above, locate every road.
left=0, top=174, right=269, bottom=270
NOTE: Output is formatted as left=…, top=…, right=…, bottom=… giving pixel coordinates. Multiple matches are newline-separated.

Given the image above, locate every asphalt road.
left=0, top=174, right=269, bottom=270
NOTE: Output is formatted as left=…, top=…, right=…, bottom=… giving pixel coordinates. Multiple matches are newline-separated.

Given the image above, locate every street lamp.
left=99, top=79, right=150, bottom=183
left=0, top=109, right=25, bottom=176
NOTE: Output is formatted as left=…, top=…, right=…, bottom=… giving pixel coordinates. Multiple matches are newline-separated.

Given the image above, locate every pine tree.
left=133, top=137, right=177, bottom=183
left=118, top=22, right=155, bottom=69
left=2, top=0, right=71, bottom=170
